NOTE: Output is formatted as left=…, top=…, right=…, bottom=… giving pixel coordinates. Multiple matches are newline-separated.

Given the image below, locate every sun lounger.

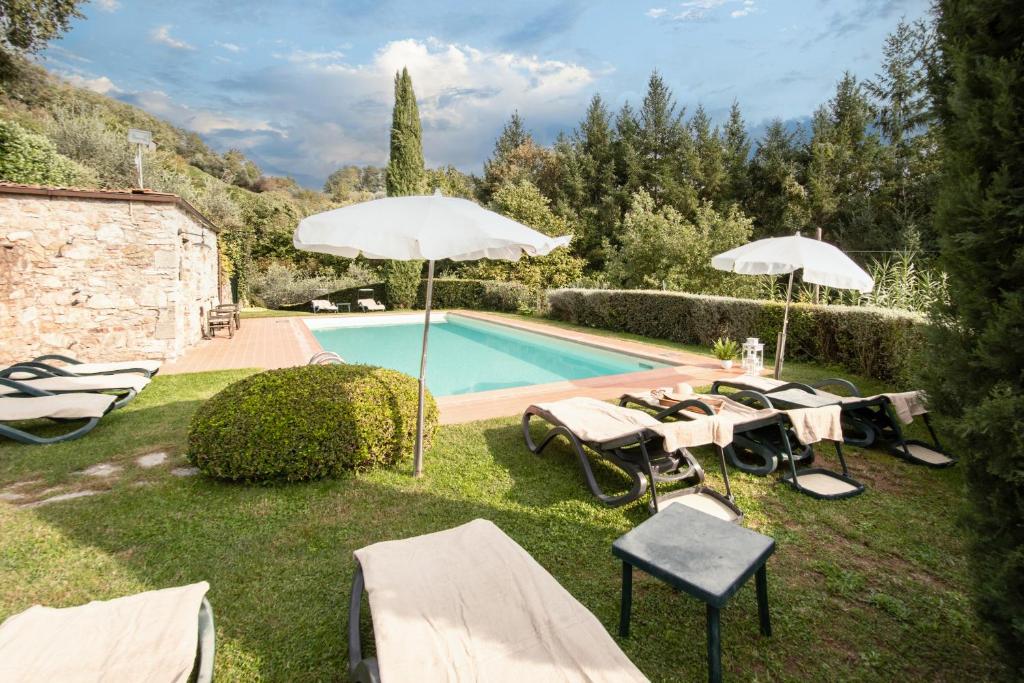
left=523, top=396, right=742, bottom=520
left=356, top=298, right=385, bottom=312
left=348, top=519, right=648, bottom=683
left=622, top=385, right=864, bottom=500
left=0, top=582, right=213, bottom=683
left=0, top=387, right=116, bottom=445
left=712, top=375, right=955, bottom=468
left=0, top=372, right=148, bottom=409
left=10, top=354, right=161, bottom=379
left=311, top=299, right=339, bottom=313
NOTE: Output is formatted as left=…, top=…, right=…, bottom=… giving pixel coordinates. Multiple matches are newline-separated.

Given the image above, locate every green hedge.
left=548, top=288, right=926, bottom=383
left=284, top=279, right=539, bottom=313
left=417, top=278, right=541, bottom=313
left=187, top=364, right=437, bottom=481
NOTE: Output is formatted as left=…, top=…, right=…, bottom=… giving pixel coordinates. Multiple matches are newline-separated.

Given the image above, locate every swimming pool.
left=305, top=314, right=668, bottom=396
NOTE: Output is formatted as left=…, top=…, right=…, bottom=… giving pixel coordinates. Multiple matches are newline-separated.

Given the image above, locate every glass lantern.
left=741, top=337, right=764, bottom=376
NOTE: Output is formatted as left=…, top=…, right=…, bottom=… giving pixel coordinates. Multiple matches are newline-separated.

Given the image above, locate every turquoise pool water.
left=309, top=315, right=667, bottom=396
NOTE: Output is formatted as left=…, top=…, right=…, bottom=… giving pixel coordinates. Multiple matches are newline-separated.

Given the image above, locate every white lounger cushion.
left=357, top=298, right=385, bottom=311
left=0, top=393, right=115, bottom=421
left=62, top=359, right=162, bottom=375
left=0, top=374, right=150, bottom=396
left=355, top=519, right=648, bottom=682
left=0, top=582, right=209, bottom=683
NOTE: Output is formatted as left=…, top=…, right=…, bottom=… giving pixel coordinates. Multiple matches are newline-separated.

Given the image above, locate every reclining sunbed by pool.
left=523, top=396, right=742, bottom=520
left=0, top=388, right=117, bottom=445
left=8, top=354, right=161, bottom=379
left=348, top=519, right=648, bottom=683
left=711, top=375, right=955, bottom=468
left=0, top=370, right=149, bottom=409
left=0, top=582, right=213, bottom=682
left=621, top=385, right=864, bottom=500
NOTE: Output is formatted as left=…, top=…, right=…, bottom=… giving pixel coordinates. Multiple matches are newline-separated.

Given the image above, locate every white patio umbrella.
left=711, top=233, right=873, bottom=379
left=294, top=190, right=572, bottom=477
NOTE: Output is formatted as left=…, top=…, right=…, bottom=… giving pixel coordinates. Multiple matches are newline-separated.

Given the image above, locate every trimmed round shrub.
left=187, top=364, right=438, bottom=481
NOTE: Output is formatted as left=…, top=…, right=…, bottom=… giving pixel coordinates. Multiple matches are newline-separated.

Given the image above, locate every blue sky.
left=44, top=0, right=932, bottom=188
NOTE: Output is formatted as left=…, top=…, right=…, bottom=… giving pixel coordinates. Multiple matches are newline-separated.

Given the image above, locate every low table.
left=612, top=505, right=775, bottom=683
left=338, top=302, right=351, bottom=313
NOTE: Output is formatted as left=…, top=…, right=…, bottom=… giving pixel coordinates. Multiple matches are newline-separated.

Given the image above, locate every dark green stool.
left=612, top=504, right=775, bottom=683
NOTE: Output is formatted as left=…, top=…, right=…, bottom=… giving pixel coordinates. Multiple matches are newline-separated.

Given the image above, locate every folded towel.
left=785, top=405, right=843, bottom=444
left=0, top=582, right=209, bottom=683
left=355, top=520, right=648, bottom=682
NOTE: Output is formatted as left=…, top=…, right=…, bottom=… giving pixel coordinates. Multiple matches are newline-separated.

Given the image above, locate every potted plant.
left=712, top=337, right=740, bottom=370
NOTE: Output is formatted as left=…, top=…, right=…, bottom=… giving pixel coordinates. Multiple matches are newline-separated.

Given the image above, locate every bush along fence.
left=548, top=288, right=926, bottom=384
left=283, top=278, right=541, bottom=314
left=416, top=279, right=542, bottom=314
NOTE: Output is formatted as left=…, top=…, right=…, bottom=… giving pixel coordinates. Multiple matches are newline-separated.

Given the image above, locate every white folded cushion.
left=0, top=582, right=209, bottom=683
left=0, top=393, right=115, bottom=421
left=63, top=359, right=162, bottom=375
left=355, top=519, right=648, bottom=682
left=0, top=374, right=149, bottom=396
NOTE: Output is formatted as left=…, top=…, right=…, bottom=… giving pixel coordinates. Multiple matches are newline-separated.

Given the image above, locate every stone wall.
left=0, top=192, right=222, bottom=366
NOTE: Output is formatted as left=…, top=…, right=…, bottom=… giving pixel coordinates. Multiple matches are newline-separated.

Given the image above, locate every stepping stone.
left=136, top=452, right=168, bottom=469
left=21, top=490, right=100, bottom=509
left=0, top=491, right=27, bottom=502
left=77, top=463, right=122, bottom=478
left=171, top=467, right=200, bottom=477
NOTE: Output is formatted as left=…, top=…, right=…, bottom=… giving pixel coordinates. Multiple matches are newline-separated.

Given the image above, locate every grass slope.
left=0, top=361, right=1007, bottom=681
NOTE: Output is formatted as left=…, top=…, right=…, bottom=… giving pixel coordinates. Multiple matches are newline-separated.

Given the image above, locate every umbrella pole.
left=775, top=271, right=794, bottom=380
left=413, top=259, right=435, bottom=478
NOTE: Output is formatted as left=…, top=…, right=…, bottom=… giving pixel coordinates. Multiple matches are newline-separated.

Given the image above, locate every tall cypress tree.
left=386, top=67, right=425, bottom=196
left=923, top=1, right=1024, bottom=669
left=383, top=67, right=425, bottom=308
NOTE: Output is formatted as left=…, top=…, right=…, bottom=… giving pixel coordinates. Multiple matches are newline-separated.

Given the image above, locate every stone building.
left=0, top=182, right=226, bottom=366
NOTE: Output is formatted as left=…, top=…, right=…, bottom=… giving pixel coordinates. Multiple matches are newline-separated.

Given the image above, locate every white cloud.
left=124, top=90, right=281, bottom=136
left=63, top=74, right=119, bottom=95
left=95, top=0, right=120, bottom=11
left=215, top=41, right=243, bottom=53
left=731, top=0, right=757, bottom=17
left=150, top=25, right=195, bottom=51
left=216, top=37, right=598, bottom=179
left=274, top=49, right=347, bottom=65
left=648, top=0, right=756, bottom=22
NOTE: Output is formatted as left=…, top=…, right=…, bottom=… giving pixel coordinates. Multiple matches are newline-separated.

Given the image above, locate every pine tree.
left=612, top=102, right=643, bottom=210
left=383, top=67, right=425, bottom=308
left=865, top=19, right=940, bottom=251
left=805, top=72, right=882, bottom=250
left=572, top=95, right=620, bottom=267
left=922, top=1, right=1024, bottom=668
left=722, top=101, right=752, bottom=206
left=689, top=104, right=727, bottom=205
left=480, top=112, right=553, bottom=201
left=637, top=71, right=694, bottom=213
left=746, top=119, right=809, bottom=238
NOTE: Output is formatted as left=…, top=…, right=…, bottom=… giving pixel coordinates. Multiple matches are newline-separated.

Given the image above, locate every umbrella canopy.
left=711, top=234, right=873, bottom=293
left=711, top=234, right=873, bottom=378
left=294, top=191, right=572, bottom=477
left=294, top=192, right=571, bottom=260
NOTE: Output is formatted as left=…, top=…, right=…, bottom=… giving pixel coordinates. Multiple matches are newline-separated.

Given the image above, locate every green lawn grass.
left=0, top=347, right=1007, bottom=681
